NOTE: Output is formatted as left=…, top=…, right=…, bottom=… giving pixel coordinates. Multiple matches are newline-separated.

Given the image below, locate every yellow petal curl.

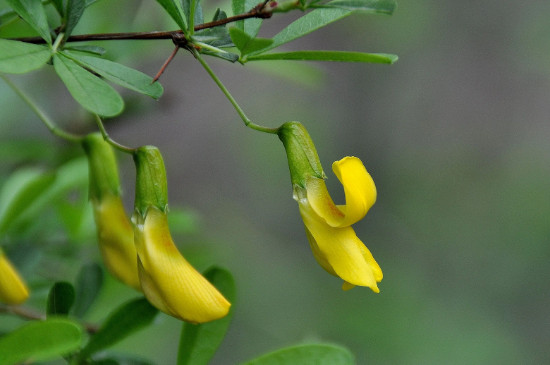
left=299, top=199, right=382, bottom=293
left=308, top=156, right=376, bottom=228
left=134, top=207, right=230, bottom=324
left=92, top=195, right=141, bottom=291
left=0, top=251, right=29, bottom=305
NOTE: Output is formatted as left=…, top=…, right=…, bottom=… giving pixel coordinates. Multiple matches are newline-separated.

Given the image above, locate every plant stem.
left=0, top=74, right=82, bottom=142
left=195, top=53, right=279, bottom=134
left=11, top=7, right=273, bottom=45
left=0, top=304, right=99, bottom=334
left=93, top=114, right=136, bottom=153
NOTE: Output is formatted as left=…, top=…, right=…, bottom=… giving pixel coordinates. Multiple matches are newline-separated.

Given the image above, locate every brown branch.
left=9, top=5, right=273, bottom=45
left=0, top=304, right=99, bottom=334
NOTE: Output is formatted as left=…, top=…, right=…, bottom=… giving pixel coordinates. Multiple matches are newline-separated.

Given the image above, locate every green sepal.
left=133, top=146, right=168, bottom=217
left=277, top=121, right=325, bottom=188
left=81, top=133, right=121, bottom=201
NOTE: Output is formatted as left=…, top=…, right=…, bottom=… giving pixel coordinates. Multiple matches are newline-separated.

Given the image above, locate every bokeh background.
left=1, top=0, right=550, bottom=363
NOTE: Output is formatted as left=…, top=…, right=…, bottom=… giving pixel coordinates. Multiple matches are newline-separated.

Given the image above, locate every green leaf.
left=248, top=8, right=353, bottom=56
left=320, top=0, right=396, bottom=14
left=0, top=39, right=51, bottom=74
left=201, top=48, right=239, bottom=62
left=243, top=344, right=355, bottom=365
left=78, top=297, right=159, bottom=361
left=90, top=355, right=154, bottom=365
left=64, top=0, right=86, bottom=38
left=47, top=281, right=76, bottom=316
left=6, top=0, right=52, bottom=44
left=194, top=10, right=233, bottom=48
left=154, top=0, right=187, bottom=32
left=15, top=157, right=88, bottom=228
left=72, top=263, right=104, bottom=318
left=53, top=53, right=124, bottom=117
left=65, top=45, right=106, bottom=56
left=229, top=27, right=273, bottom=57
left=231, top=0, right=244, bottom=30
left=247, top=50, right=398, bottom=63
left=177, top=267, right=236, bottom=365
left=183, top=0, right=203, bottom=32
left=51, top=0, right=65, bottom=17
left=62, top=51, right=163, bottom=99
left=0, top=168, right=56, bottom=235
left=0, top=319, right=83, bottom=365
left=231, top=0, right=262, bottom=37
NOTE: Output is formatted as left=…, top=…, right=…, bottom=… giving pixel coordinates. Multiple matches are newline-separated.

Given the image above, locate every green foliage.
left=5, top=0, right=51, bottom=44
left=154, top=0, right=188, bottom=32
left=0, top=168, right=56, bottom=235
left=47, top=282, right=76, bottom=316
left=62, top=51, right=164, bottom=99
left=247, top=50, right=398, bottom=63
left=177, top=267, right=236, bottom=365
left=63, top=0, right=86, bottom=38
left=0, top=39, right=50, bottom=74
left=77, top=298, right=159, bottom=361
left=243, top=344, right=355, bottom=365
left=72, top=263, right=104, bottom=318
left=0, top=319, right=83, bottom=365
left=53, top=53, right=124, bottom=116
left=229, top=27, right=274, bottom=59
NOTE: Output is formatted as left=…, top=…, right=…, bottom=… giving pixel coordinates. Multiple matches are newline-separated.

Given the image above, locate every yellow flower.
left=133, top=207, right=231, bottom=323
left=83, top=133, right=140, bottom=290
left=297, top=157, right=382, bottom=292
left=92, top=195, right=141, bottom=291
left=133, top=146, right=231, bottom=323
left=278, top=122, right=382, bottom=292
left=0, top=249, right=29, bottom=304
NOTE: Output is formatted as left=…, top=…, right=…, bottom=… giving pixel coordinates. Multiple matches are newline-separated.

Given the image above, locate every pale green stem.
left=194, top=52, right=279, bottom=134
left=0, top=74, right=82, bottom=142
left=93, top=114, right=136, bottom=153
left=52, top=32, right=65, bottom=52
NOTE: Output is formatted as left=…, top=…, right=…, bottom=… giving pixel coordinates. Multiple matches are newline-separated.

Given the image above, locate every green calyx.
left=133, top=146, right=168, bottom=217
left=82, top=133, right=121, bottom=201
left=277, top=121, right=325, bottom=187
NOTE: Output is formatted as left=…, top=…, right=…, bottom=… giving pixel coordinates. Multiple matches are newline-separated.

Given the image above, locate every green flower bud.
left=277, top=121, right=325, bottom=188
left=133, top=146, right=168, bottom=217
left=82, top=133, right=121, bottom=201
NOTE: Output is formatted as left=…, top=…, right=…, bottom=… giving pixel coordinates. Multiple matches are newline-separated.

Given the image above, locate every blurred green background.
left=1, top=0, right=549, bottom=363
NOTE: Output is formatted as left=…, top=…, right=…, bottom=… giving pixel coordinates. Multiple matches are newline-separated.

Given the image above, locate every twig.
left=0, top=305, right=100, bottom=334
left=10, top=6, right=273, bottom=45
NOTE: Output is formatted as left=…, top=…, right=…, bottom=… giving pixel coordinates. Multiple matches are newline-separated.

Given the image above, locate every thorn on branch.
left=153, top=42, right=181, bottom=83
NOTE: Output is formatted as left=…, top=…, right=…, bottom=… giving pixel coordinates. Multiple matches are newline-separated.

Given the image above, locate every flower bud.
left=0, top=248, right=29, bottom=305
left=277, top=121, right=325, bottom=188
left=133, top=146, right=231, bottom=323
left=82, top=133, right=140, bottom=291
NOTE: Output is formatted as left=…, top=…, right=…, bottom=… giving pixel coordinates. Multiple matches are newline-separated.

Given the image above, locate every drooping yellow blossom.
left=133, top=207, right=231, bottom=323
left=0, top=249, right=29, bottom=304
left=133, top=146, right=231, bottom=323
left=91, top=195, right=141, bottom=291
left=278, top=122, right=382, bottom=292
left=83, top=133, right=140, bottom=290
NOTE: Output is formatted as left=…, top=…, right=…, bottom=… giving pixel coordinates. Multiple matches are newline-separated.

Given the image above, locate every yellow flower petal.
left=308, top=157, right=376, bottom=228
left=299, top=201, right=381, bottom=293
left=93, top=195, right=141, bottom=291
left=0, top=251, right=29, bottom=305
left=134, top=208, right=231, bottom=323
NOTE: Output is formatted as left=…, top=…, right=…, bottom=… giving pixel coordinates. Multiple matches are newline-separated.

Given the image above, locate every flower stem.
left=93, top=114, right=136, bottom=153
left=195, top=53, right=279, bottom=134
left=0, top=74, right=82, bottom=142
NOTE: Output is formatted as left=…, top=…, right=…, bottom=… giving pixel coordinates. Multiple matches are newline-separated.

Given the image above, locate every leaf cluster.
left=1, top=0, right=396, bottom=116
